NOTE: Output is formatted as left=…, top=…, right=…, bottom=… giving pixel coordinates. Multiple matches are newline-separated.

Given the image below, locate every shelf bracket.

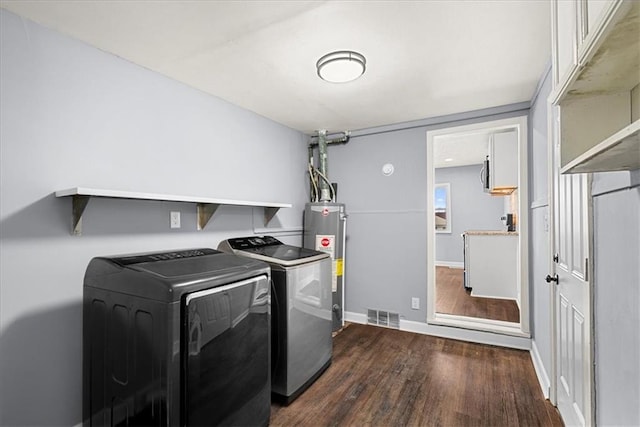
left=71, top=195, right=91, bottom=236
left=197, top=203, right=220, bottom=230
left=264, top=207, right=281, bottom=225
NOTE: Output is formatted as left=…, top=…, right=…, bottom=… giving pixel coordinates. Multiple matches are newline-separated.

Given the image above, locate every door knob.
left=545, top=274, right=559, bottom=284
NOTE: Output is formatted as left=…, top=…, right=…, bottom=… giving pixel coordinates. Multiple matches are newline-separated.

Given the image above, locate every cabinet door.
left=577, top=0, right=618, bottom=60
left=490, top=131, right=518, bottom=190
left=584, top=0, right=614, bottom=40
left=553, top=0, right=579, bottom=88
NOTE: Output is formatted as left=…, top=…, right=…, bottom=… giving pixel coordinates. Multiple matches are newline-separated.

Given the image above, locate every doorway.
left=426, top=116, right=530, bottom=337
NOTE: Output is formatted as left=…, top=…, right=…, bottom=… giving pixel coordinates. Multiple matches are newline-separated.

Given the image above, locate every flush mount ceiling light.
left=316, top=50, right=366, bottom=83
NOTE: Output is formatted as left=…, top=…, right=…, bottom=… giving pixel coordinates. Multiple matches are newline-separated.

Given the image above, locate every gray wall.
left=0, top=10, right=307, bottom=425
left=435, top=164, right=504, bottom=264
left=528, top=66, right=552, bottom=389
left=592, top=172, right=640, bottom=426
left=328, top=107, right=529, bottom=323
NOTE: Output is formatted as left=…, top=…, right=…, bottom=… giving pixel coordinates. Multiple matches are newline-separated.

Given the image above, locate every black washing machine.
left=83, top=248, right=271, bottom=426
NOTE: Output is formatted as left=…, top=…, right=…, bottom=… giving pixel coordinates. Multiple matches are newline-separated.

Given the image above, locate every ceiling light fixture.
left=316, top=50, right=366, bottom=83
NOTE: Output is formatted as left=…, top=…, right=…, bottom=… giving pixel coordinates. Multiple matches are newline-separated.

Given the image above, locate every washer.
left=218, top=236, right=332, bottom=404
left=83, top=248, right=271, bottom=426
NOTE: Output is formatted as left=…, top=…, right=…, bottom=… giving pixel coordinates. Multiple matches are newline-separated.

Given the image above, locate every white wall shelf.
left=55, top=187, right=292, bottom=235
left=561, top=119, right=640, bottom=174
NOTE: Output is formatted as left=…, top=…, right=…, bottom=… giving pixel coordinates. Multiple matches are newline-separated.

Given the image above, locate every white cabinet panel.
left=490, top=130, right=518, bottom=191
left=554, top=0, right=578, bottom=87
left=465, top=233, right=518, bottom=300
left=585, top=0, right=613, bottom=39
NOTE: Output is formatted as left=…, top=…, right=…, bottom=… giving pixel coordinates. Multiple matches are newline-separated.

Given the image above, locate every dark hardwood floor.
left=436, top=266, right=520, bottom=323
left=270, top=323, right=563, bottom=426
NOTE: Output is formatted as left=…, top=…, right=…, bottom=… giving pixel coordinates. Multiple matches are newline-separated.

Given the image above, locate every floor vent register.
left=367, top=309, right=400, bottom=329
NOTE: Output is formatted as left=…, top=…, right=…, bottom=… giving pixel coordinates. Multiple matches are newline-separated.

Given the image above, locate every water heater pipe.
left=308, top=131, right=350, bottom=147
left=317, top=130, right=331, bottom=202
left=309, top=130, right=350, bottom=202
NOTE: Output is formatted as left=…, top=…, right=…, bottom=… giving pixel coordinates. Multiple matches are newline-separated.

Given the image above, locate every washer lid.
left=242, top=244, right=326, bottom=261
left=222, top=236, right=329, bottom=266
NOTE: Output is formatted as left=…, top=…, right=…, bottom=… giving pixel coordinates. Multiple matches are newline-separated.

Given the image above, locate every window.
left=434, top=183, right=451, bottom=233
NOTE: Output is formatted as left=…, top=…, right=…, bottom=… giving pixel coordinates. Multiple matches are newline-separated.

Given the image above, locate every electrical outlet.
left=411, top=297, right=420, bottom=310
left=170, top=211, right=181, bottom=229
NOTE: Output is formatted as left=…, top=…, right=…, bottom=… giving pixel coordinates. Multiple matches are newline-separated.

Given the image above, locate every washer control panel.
left=112, top=248, right=219, bottom=265
left=226, top=236, right=282, bottom=249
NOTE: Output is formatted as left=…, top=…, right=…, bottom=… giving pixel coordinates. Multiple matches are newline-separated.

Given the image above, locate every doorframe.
left=426, top=115, right=530, bottom=337
left=548, top=103, right=596, bottom=425
left=548, top=100, right=558, bottom=406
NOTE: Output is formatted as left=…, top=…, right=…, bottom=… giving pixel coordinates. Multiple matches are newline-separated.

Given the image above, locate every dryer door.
left=183, top=274, right=270, bottom=426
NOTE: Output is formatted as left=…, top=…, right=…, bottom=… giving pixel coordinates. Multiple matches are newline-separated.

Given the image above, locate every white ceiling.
left=1, top=0, right=551, bottom=135
left=434, top=130, right=491, bottom=169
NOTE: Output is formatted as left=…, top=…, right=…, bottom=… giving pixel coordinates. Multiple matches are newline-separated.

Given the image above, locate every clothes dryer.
left=218, top=236, right=332, bottom=404
left=83, top=248, right=271, bottom=426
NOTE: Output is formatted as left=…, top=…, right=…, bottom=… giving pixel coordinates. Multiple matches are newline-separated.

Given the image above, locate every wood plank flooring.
left=270, top=323, right=562, bottom=427
left=436, top=266, right=520, bottom=323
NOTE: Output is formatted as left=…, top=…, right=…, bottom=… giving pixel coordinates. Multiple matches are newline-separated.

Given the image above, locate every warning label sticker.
left=315, top=235, right=337, bottom=292
left=315, top=235, right=335, bottom=259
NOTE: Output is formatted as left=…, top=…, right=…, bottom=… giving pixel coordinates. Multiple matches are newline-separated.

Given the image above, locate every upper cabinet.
left=553, top=0, right=579, bottom=88
left=551, top=0, right=640, bottom=174
left=488, top=130, right=518, bottom=194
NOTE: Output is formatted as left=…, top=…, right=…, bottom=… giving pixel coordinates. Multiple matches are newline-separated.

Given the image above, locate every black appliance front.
left=83, top=248, right=271, bottom=427
left=184, top=276, right=270, bottom=426
left=482, top=156, right=490, bottom=192
left=463, top=234, right=470, bottom=290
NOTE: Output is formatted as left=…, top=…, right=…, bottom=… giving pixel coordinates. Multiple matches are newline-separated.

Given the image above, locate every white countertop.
left=464, top=230, right=519, bottom=236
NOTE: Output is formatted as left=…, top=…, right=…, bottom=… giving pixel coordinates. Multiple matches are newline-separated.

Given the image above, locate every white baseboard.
left=435, top=261, right=464, bottom=269
left=530, top=340, right=551, bottom=399
left=469, top=291, right=518, bottom=301
left=344, top=311, right=531, bottom=350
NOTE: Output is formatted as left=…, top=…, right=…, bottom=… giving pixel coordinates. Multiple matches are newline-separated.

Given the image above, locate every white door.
left=552, top=111, right=593, bottom=426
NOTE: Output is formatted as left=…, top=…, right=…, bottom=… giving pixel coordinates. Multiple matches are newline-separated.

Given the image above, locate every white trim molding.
left=426, top=115, right=530, bottom=337
left=530, top=340, right=551, bottom=399
left=344, top=311, right=531, bottom=350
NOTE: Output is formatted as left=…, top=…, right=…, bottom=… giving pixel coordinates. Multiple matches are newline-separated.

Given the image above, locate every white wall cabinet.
left=551, top=0, right=639, bottom=174
left=489, top=130, right=518, bottom=193
left=553, top=0, right=578, bottom=88
left=465, top=232, right=518, bottom=300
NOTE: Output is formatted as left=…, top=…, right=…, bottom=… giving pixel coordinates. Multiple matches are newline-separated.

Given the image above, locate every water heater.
left=303, top=202, right=347, bottom=331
